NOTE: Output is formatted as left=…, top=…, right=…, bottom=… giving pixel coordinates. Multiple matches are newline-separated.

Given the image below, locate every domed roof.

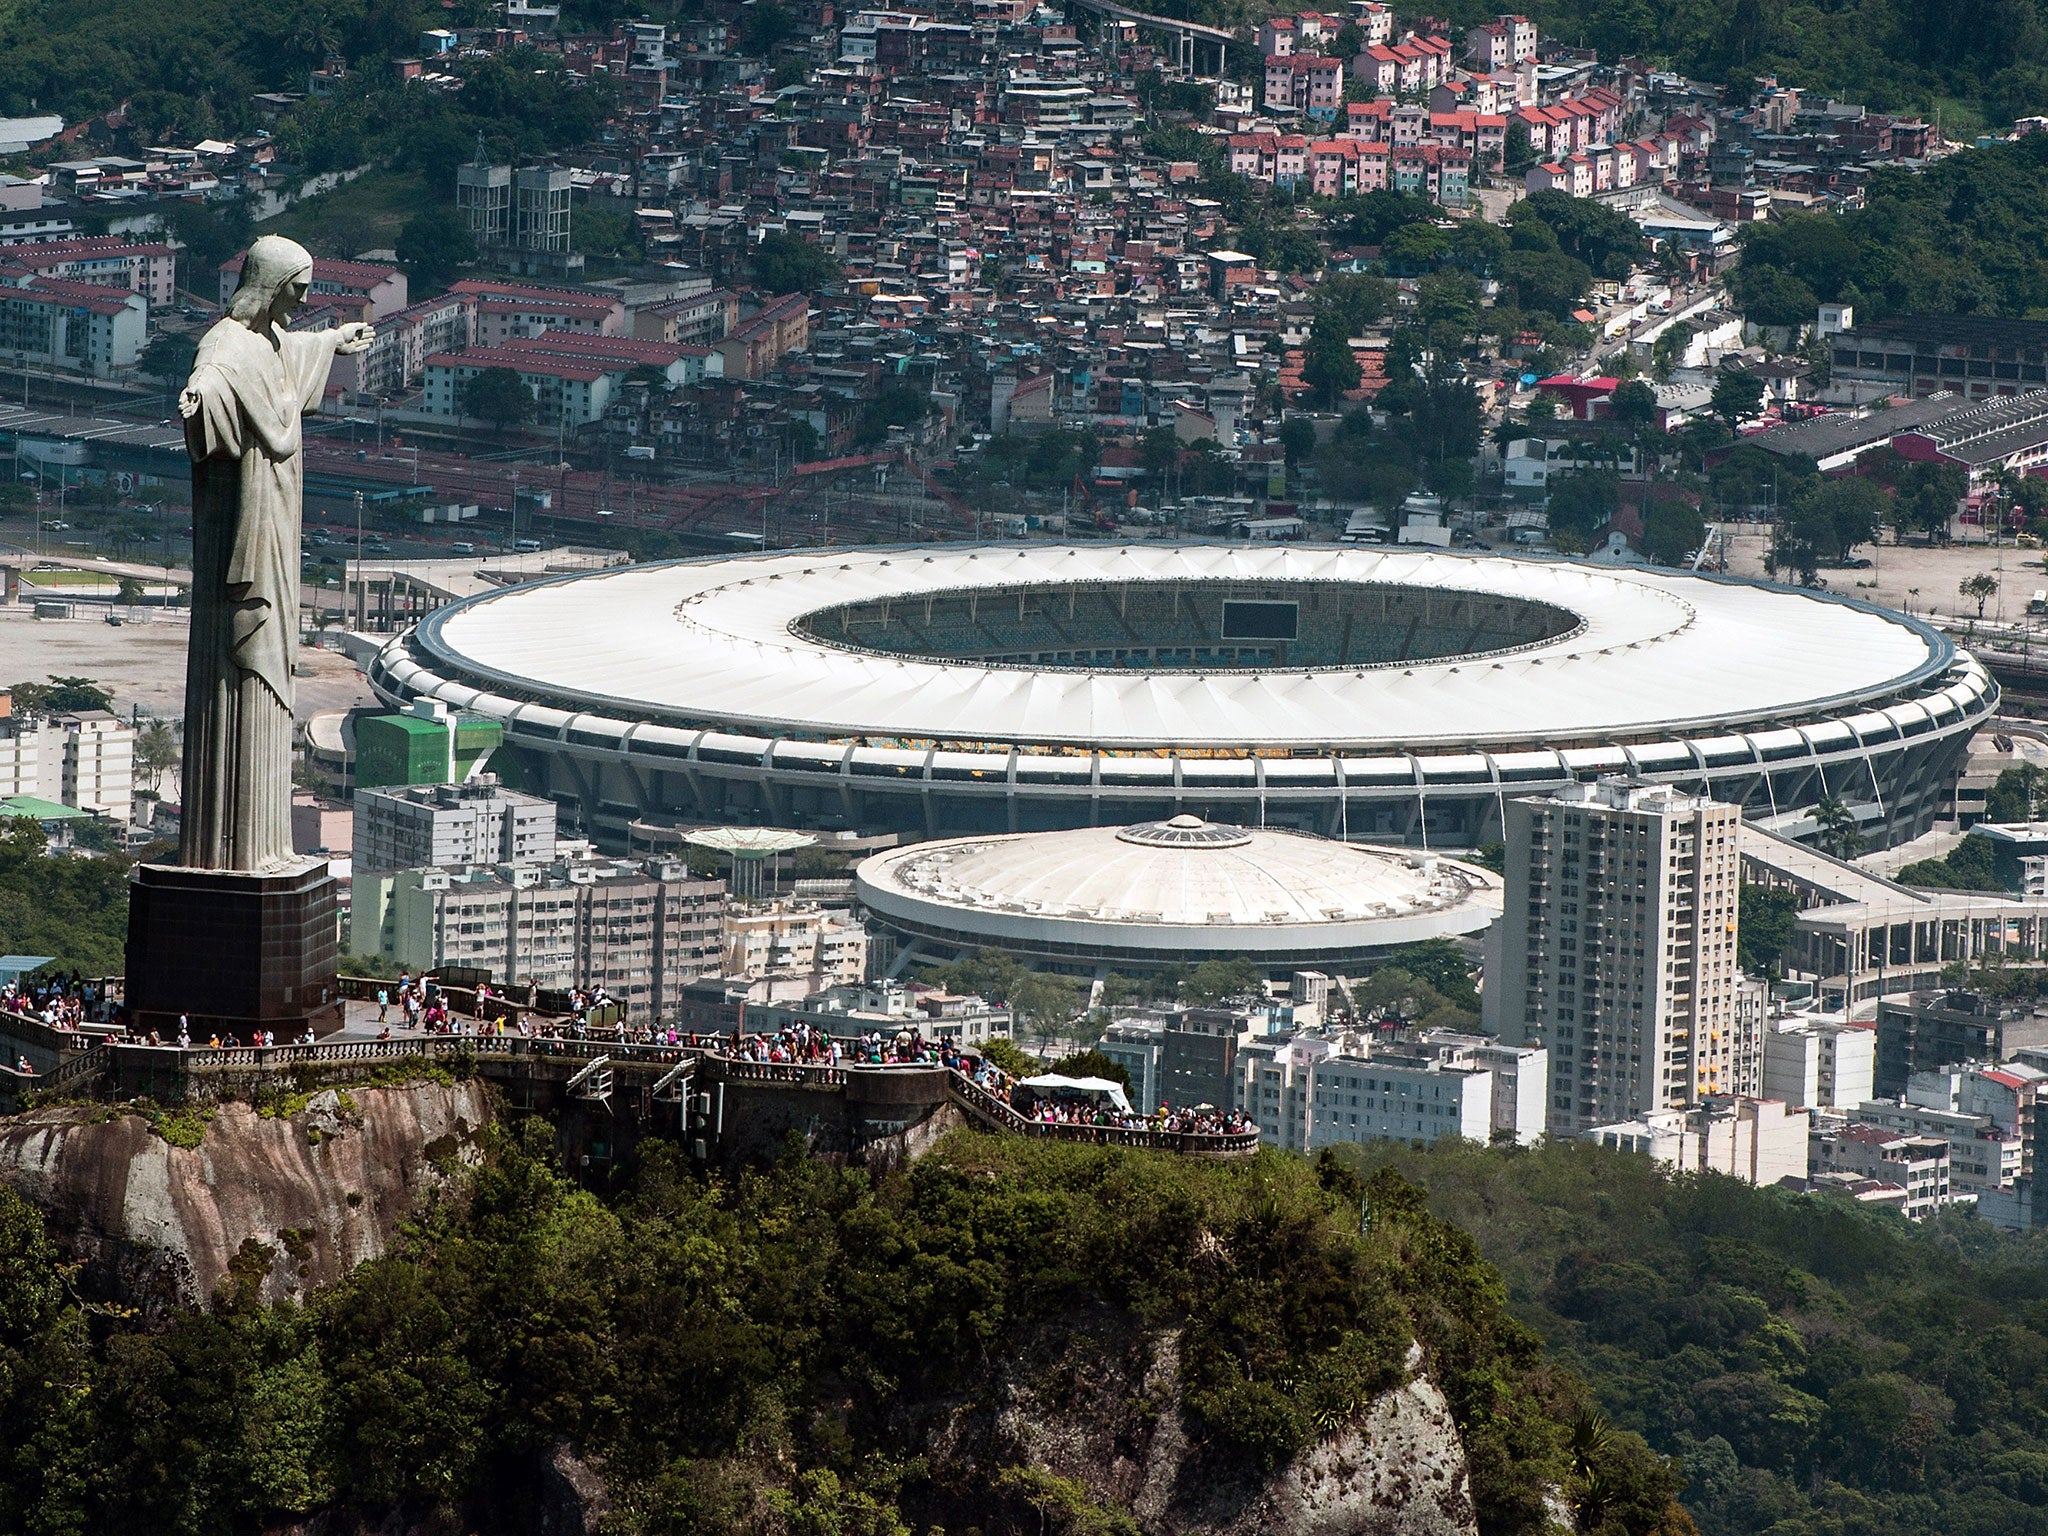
left=858, top=819, right=1496, bottom=931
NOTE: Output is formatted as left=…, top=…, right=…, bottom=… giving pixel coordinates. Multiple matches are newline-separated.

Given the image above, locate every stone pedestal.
left=124, top=860, right=343, bottom=1038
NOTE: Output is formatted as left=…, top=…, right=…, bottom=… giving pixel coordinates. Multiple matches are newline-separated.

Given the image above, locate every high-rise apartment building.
left=361, top=856, right=725, bottom=1017
left=0, top=705, right=135, bottom=824
left=1498, top=780, right=1747, bottom=1135
left=352, top=776, right=558, bottom=873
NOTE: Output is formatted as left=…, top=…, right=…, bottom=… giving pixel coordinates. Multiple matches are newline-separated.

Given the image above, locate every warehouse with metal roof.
left=368, top=543, right=1994, bottom=850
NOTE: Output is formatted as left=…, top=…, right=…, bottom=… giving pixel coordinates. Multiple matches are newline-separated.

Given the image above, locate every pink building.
left=1526, top=156, right=1593, bottom=198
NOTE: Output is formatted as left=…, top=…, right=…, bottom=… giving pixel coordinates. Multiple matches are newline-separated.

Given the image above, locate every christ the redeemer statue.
left=176, top=235, right=371, bottom=870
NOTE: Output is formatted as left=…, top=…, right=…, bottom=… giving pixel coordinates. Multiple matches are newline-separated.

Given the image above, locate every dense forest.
left=1470, top=0, right=2048, bottom=130
left=0, top=1124, right=1695, bottom=1536
left=0, top=816, right=131, bottom=974
left=1341, top=1137, right=2048, bottom=1536
left=1729, top=135, right=2048, bottom=325
left=0, top=0, right=612, bottom=176
left=6, top=0, right=2048, bottom=149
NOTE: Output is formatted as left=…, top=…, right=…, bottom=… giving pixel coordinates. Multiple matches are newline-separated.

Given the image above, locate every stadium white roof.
left=856, top=816, right=1502, bottom=958
left=414, top=544, right=1951, bottom=751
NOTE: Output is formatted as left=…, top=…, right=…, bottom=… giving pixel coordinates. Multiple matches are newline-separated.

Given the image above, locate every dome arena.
left=367, top=543, right=1994, bottom=850
left=855, top=816, right=1503, bottom=975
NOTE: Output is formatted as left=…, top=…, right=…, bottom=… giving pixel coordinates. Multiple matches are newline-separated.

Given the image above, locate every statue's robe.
left=178, top=318, right=345, bottom=871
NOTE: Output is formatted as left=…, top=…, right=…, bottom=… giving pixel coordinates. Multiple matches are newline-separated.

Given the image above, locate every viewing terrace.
left=0, top=979, right=1260, bottom=1161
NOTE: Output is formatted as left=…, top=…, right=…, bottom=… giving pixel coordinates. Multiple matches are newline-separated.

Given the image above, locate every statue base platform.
left=124, top=860, right=344, bottom=1039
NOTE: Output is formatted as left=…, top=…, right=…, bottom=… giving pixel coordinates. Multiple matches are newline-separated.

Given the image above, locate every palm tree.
left=1813, top=794, right=1862, bottom=860
left=291, top=8, right=341, bottom=65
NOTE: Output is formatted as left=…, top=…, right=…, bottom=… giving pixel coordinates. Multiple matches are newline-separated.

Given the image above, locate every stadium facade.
left=367, top=544, right=1994, bottom=852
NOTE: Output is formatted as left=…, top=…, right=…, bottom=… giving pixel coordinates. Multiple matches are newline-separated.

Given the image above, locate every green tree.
left=1772, top=475, right=1890, bottom=580
left=1182, top=957, right=1261, bottom=1005
left=460, top=367, right=533, bottom=432
left=1610, top=380, right=1660, bottom=445
left=1509, top=190, right=1643, bottom=278
left=976, top=1036, right=1040, bottom=1075
left=1961, top=570, right=1999, bottom=617
left=1710, top=369, right=1765, bottom=432
left=1301, top=315, right=1362, bottom=407
left=1501, top=119, right=1533, bottom=170
left=395, top=210, right=476, bottom=293
left=1737, top=883, right=1797, bottom=974
left=1009, top=971, right=1083, bottom=1051
left=1501, top=247, right=1593, bottom=320
left=1278, top=415, right=1316, bottom=467
left=1314, top=271, right=1393, bottom=335
left=1641, top=491, right=1705, bottom=567
left=133, top=719, right=180, bottom=796
left=1984, top=763, right=2046, bottom=821
left=1546, top=469, right=1620, bottom=544
left=855, top=384, right=930, bottom=446
left=10, top=676, right=114, bottom=713
left=1047, top=1049, right=1132, bottom=1093
left=138, top=332, right=198, bottom=386
left=751, top=231, right=840, bottom=294
left=1812, top=793, right=1862, bottom=859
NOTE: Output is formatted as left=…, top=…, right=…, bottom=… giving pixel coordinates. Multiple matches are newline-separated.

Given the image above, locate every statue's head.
left=227, top=235, right=316, bottom=326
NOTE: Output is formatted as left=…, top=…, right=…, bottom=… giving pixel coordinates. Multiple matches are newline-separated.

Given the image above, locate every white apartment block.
left=1762, top=1015, right=1876, bottom=1110
left=358, top=856, right=725, bottom=1016
left=721, top=903, right=868, bottom=984
left=1584, top=1096, right=1810, bottom=1186
left=1237, top=1030, right=1547, bottom=1152
left=353, top=776, right=558, bottom=873
left=59, top=712, right=133, bottom=822
left=1499, top=780, right=1747, bottom=1136
left=0, top=709, right=134, bottom=823
left=1810, top=1124, right=1954, bottom=1218
left=1850, top=1098, right=2023, bottom=1192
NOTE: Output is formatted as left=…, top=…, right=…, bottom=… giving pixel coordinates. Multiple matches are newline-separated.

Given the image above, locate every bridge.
left=1065, top=0, right=1232, bottom=77
left=0, top=1018, right=1260, bottom=1166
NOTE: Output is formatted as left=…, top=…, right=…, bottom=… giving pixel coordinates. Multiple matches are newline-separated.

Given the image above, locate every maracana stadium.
left=366, top=543, right=1994, bottom=851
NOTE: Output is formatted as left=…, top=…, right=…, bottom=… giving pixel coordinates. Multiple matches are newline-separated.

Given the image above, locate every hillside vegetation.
left=1730, top=135, right=2048, bottom=325
left=1338, top=1137, right=2048, bottom=1536
left=0, top=1125, right=1694, bottom=1536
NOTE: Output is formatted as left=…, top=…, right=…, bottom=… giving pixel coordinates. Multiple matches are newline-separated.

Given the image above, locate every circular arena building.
left=367, top=543, right=1994, bottom=851
left=854, top=815, right=1502, bottom=975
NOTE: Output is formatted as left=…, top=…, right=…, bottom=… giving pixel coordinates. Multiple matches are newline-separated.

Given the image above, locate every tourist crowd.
left=2, top=972, right=115, bottom=1031
left=718, top=1022, right=965, bottom=1070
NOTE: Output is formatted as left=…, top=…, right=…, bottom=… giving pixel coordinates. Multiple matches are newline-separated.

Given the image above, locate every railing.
left=0, top=1007, right=108, bottom=1054
left=31, top=1044, right=110, bottom=1096
left=118, top=1032, right=705, bottom=1074
left=945, top=1071, right=1261, bottom=1156
left=713, top=1057, right=850, bottom=1087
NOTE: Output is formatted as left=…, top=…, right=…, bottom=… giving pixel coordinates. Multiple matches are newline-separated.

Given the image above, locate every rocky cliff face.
left=0, top=1081, right=490, bottom=1311
left=919, top=1317, right=1478, bottom=1536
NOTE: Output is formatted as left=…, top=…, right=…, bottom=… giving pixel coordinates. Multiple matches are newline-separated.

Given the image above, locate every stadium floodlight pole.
left=354, top=491, right=365, bottom=630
